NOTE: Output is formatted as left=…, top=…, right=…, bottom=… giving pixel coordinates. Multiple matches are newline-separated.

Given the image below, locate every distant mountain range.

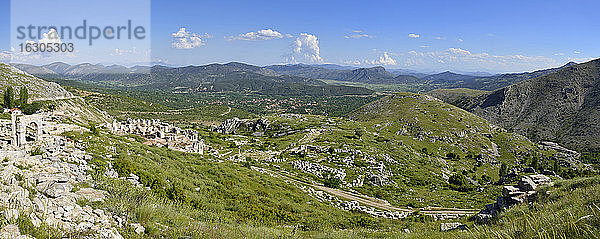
left=12, top=60, right=581, bottom=96
left=11, top=62, right=374, bottom=96
left=265, top=64, right=422, bottom=84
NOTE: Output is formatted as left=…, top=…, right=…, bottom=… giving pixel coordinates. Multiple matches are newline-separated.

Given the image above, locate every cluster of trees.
left=2, top=86, right=40, bottom=114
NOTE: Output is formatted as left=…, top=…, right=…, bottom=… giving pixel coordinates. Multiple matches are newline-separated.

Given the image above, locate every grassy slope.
left=60, top=130, right=411, bottom=238
left=230, top=92, right=558, bottom=209
left=427, top=88, right=490, bottom=107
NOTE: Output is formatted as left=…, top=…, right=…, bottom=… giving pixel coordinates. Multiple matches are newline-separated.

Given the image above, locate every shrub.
left=21, top=102, right=43, bottom=115
left=30, top=147, right=43, bottom=156
left=449, top=173, right=473, bottom=192
left=89, top=123, right=100, bottom=136
left=347, top=214, right=377, bottom=229
left=323, top=176, right=342, bottom=189
left=113, top=157, right=136, bottom=176
left=166, top=183, right=187, bottom=203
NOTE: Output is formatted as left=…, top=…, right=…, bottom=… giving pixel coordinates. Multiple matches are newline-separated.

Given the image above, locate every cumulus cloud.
left=404, top=48, right=558, bottom=72
left=39, top=28, right=62, bottom=44
left=408, top=33, right=420, bottom=38
left=10, top=29, right=75, bottom=63
left=370, top=52, right=397, bottom=65
left=171, top=28, right=211, bottom=49
left=289, top=33, right=323, bottom=63
left=228, top=29, right=287, bottom=41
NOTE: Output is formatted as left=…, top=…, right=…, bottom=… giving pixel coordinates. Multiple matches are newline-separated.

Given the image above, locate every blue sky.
left=1, top=0, right=599, bottom=73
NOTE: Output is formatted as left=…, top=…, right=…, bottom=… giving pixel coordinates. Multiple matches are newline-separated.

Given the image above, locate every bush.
left=323, top=176, right=342, bottom=189
left=113, top=157, right=136, bottom=176
left=30, top=147, right=43, bottom=156
left=89, top=123, right=100, bottom=136
left=347, top=214, right=377, bottom=229
left=166, top=183, right=187, bottom=203
left=237, top=204, right=297, bottom=224
left=449, top=173, right=473, bottom=192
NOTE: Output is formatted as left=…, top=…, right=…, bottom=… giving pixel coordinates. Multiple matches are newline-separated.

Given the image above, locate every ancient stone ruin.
left=107, top=118, right=208, bottom=154
left=0, top=109, right=44, bottom=149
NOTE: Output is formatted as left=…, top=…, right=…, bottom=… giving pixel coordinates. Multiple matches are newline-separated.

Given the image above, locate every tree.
left=3, top=87, right=14, bottom=109
left=530, top=155, right=539, bottom=171
left=18, top=87, right=28, bottom=106
left=553, top=160, right=561, bottom=174
left=499, top=162, right=507, bottom=178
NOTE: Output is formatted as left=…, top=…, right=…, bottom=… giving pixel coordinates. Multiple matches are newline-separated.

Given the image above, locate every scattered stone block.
left=518, top=176, right=537, bottom=191
left=440, top=222, right=466, bottom=231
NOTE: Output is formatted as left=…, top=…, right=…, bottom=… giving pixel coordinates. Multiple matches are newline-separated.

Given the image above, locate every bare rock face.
left=37, top=181, right=73, bottom=198
left=502, top=185, right=520, bottom=197
left=466, top=59, right=600, bottom=151
left=0, top=63, right=73, bottom=101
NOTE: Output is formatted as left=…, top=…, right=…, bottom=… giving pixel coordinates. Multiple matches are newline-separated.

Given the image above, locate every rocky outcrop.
left=0, top=136, right=124, bottom=238
left=475, top=174, right=552, bottom=224
left=213, top=117, right=270, bottom=135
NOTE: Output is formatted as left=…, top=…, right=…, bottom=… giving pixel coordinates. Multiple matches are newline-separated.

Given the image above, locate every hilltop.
left=437, top=59, right=600, bottom=152
left=0, top=63, right=73, bottom=100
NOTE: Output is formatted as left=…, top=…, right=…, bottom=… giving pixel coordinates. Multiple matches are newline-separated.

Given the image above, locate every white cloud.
left=573, top=51, right=581, bottom=54
left=0, top=51, right=10, bottom=62
left=345, top=34, right=372, bottom=39
left=567, top=57, right=594, bottom=63
left=419, top=45, right=431, bottom=48
left=458, top=38, right=464, bottom=42
left=9, top=29, right=75, bottom=63
left=404, top=48, right=558, bottom=72
left=290, top=33, right=323, bottom=63
left=228, top=29, right=286, bottom=41
left=171, top=27, right=211, bottom=49
left=370, top=52, right=397, bottom=65
left=344, top=30, right=374, bottom=39
left=554, top=53, right=565, bottom=56
left=343, top=60, right=362, bottom=65
left=408, top=33, right=420, bottom=38
left=111, top=47, right=137, bottom=56
left=39, top=28, right=62, bottom=44
left=434, top=36, right=444, bottom=40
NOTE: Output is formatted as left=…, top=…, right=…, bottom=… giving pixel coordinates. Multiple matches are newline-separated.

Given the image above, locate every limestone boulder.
left=518, top=176, right=537, bottom=191
left=36, top=181, right=72, bottom=198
